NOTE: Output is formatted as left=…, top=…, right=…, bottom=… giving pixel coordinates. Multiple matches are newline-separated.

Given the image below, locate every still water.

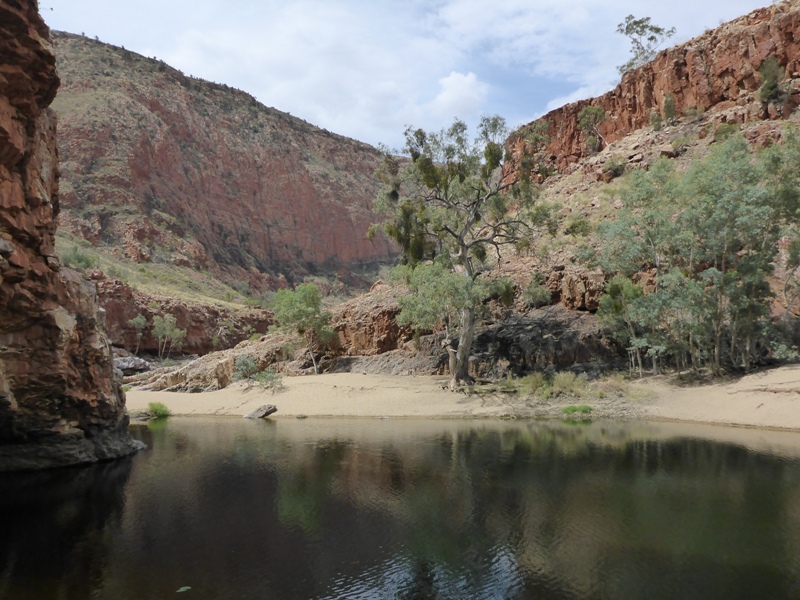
left=2, top=417, right=800, bottom=599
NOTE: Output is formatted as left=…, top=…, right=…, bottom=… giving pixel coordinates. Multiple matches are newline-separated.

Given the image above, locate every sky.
left=43, top=0, right=771, bottom=149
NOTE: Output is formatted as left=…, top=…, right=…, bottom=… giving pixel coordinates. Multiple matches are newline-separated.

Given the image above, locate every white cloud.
left=426, top=71, right=489, bottom=121
left=46, top=0, right=772, bottom=147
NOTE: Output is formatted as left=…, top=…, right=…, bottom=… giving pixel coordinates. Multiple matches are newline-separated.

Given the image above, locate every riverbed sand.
left=125, top=364, right=800, bottom=429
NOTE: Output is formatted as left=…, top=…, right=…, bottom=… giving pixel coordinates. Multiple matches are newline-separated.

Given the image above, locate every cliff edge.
left=0, top=0, right=139, bottom=470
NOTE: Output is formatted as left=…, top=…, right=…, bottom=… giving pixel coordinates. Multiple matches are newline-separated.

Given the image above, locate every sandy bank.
left=125, top=365, right=800, bottom=429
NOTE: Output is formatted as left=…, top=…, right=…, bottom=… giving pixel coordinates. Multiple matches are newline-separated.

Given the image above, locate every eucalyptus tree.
left=616, top=15, right=676, bottom=74
left=597, top=134, right=786, bottom=374
left=372, top=116, right=551, bottom=387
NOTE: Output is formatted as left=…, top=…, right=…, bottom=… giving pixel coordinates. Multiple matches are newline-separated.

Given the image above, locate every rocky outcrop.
left=510, top=0, right=800, bottom=172
left=0, top=1, right=139, bottom=471
left=546, top=267, right=605, bottom=312
left=330, top=281, right=414, bottom=356
left=90, top=272, right=273, bottom=355
left=51, top=32, right=394, bottom=291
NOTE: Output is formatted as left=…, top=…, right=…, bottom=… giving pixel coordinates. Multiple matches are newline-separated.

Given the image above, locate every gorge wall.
left=0, top=0, right=139, bottom=471
left=510, top=0, right=800, bottom=171
left=51, top=33, right=394, bottom=291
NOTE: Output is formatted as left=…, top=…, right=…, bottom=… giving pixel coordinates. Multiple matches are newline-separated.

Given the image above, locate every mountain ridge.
left=52, top=31, right=394, bottom=293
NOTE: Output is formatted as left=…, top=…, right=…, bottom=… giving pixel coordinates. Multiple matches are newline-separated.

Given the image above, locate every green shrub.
left=684, top=106, right=704, bottom=121
left=249, top=369, right=284, bottom=391
left=671, top=136, right=691, bottom=156
left=663, top=93, right=676, bottom=123
left=519, top=372, right=546, bottom=394
left=233, top=356, right=283, bottom=392
left=759, top=56, right=788, bottom=105
left=602, top=157, right=626, bottom=180
left=714, top=122, right=739, bottom=141
left=61, top=246, right=94, bottom=270
left=650, top=112, right=663, bottom=131
left=562, top=404, right=593, bottom=415
left=524, top=281, right=552, bottom=308
left=565, top=216, right=592, bottom=237
left=552, top=371, right=588, bottom=396
left=148, top=401, right=171, bottom=419
left=233, top=356, right=258, bottom=381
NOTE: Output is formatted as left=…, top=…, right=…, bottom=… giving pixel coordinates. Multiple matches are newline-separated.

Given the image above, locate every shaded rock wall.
left=510, top=0, right=800, bottom=171
left=0, top=0, right=138, bottom=471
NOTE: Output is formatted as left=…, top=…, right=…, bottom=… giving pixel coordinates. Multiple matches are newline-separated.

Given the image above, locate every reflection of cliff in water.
left=109, top=421, right=800, bottom=598
left=3, top=419, right=800, bottom=599
left=0, top=457, right=133, bottom=599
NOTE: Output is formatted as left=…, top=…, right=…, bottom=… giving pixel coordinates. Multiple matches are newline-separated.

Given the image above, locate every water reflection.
left=0, top=457, right=132, bottom=599
left=2, top=418, right=800, bottom=599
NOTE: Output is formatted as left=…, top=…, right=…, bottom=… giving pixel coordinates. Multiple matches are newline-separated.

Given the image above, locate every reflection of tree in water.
left=6, top=420, right=800, bottom=599
left=0, top=457, right=133, bottom=599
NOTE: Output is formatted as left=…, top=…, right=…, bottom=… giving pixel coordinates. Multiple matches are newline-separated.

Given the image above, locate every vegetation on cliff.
left=593, top=131, right=800, bottom=375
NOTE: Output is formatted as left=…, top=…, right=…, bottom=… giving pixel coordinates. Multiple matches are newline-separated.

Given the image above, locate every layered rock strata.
left=510, top=0, right=800, bottom=171
left=51, top=32, right=394, bottom=290
left=0, top=0, right=139, bottom=471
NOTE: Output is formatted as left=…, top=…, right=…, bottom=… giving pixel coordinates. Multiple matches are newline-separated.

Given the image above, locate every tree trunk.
left=450, top=306, right=476, bottom=388
left=306, top=333, right=319, bottom=374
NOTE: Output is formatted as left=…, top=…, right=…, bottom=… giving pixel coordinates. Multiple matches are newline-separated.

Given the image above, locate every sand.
left=125, top=364, right=800, bottom=430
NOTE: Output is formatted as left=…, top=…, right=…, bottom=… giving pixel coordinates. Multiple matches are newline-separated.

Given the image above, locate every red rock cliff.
left=51, top=33, right=394, bottom=290
left=510, top=0, right=800, bottom=171
left=0, top=0, right=139, bottom=471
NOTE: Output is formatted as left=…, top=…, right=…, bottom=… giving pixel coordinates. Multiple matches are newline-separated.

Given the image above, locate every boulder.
left=244, top=405, right=278, bottom=419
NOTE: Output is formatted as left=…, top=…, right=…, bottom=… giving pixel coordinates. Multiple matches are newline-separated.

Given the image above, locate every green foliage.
left=714, top=122, right=739, bottom=141
left=561, top=404, right=593, bottom=415
left=250, top=369, right=283, bottom=391
left=524, top=279, right=552, bottom=308
left=759, top=56, right=788, bottom=105
left=270, top=283, right=334, bottom=374
left=684, top=106, right=704, bottom=122
left=127, top=313, right=147, bottom=355
left=61, top=246, right=94, bottom=270
left=650, top=111, right=663, bottom=131
left=152, top=314, right=186, bottom=359
left=490, top=278, right=516, bottom=308
left=602, top=157, right=626, bottom=180
left=565, top=216, right=592, bottom=237
left=374, top=116, right=547, bottom=384
left=148, top=401, right=171, bottom=419
left=578, top=106, right=605, bottom=132
left=233, top=356, right=259, bottom=380
left=233, top=357, right=283, bottom=391
left=671, top=136, right=691, bottom=156
left=616, top=15, right=676, bottom=74
left=578, top=107, right=606, bottom=152
left=551, top=372, right=588, bottom=397
left=663, top=93, right=677, bottom=123
left=596, top=133, right=797, bottom=375
left=392, top=262, right=489, bottom=335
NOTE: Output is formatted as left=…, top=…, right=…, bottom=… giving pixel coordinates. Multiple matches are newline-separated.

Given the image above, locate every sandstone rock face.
left=51, top=33, right=394, bottom=291
left=90, top=272, right=273, bottom=355
left=0, top=1, right=139, bottom=471
left=546, top=267, right=606, bottom=312
left=330, top=282, right=414, bottom=356
left=509, top=1, right=800, bottom=172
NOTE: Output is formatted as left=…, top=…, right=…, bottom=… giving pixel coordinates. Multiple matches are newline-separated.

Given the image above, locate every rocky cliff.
left=510, top=0, right=800, bottom=171
left=51, top=32, right=394, bottom=292
left=0, top=0, right=139, bottom=471
left=91, top=272, right=273, bottom=355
